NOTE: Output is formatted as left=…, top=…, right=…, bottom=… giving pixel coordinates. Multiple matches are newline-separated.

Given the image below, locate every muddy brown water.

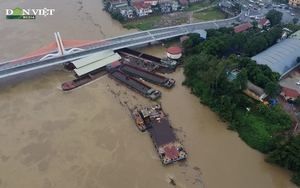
left=0, top=0, right=298, bottom=187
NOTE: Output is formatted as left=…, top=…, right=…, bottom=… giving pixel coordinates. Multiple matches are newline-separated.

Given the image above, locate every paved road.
left=241, top=0, right=300, bottom=24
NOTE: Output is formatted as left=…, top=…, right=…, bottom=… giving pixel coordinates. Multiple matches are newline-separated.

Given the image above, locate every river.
left=0, top=0, right=297, bottom=188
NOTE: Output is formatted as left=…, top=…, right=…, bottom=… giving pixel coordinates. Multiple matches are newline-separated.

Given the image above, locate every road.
left=241, top=0, right=300, bottom=24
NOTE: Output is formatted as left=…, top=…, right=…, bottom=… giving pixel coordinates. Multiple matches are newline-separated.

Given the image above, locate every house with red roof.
left=258, top=18, right=270, bottom=29
left=234, top=23, right=253, bottom=33
left=132, top=2, right=152, bottom=16
left=280, top=87, right=300, bottom=101
left=179, top=0, right=188, bottom=7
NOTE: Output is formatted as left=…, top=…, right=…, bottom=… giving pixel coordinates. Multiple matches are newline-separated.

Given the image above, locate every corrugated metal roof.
left=72, top=50, right=115, bottom=68
left=251, top=38, right=300, bottom=75
left=74, top=53, right=121, bottom=76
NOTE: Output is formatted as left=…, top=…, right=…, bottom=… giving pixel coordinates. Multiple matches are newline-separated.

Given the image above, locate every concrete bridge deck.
left=0, top=11, right=244, bottom=79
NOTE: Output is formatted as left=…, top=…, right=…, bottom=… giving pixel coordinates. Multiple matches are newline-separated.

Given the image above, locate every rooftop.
left=290, top=30, right=300, bottom=40
left=281, top=87, right=300, bottom=98
left=258, top=18, right=269, bottom=25
left=251, top=38, right=300, bottom=76
left=234, top=23, right=253, bottom=33
left=167, top=46, right=182, bottom=54
left=246, top=80, right=265, bottom=96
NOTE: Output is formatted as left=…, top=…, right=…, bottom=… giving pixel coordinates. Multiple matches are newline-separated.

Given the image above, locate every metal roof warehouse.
left=251, top=37, right=300, bottom=79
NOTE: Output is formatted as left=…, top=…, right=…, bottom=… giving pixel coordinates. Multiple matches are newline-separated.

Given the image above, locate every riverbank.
left=0, top=0, right=298, bottom=187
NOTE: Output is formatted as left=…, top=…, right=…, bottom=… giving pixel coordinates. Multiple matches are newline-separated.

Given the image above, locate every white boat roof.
left=74, top=53, right=121, bottom=76
left=72, top=50, right=115, bottom=68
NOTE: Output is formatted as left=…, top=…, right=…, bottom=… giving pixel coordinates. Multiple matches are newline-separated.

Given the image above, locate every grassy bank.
left=193, top=7, right=227, bottom=21
left=123, top=15, right=162, bottom=31
left=185, top=2, right=210, bottom=11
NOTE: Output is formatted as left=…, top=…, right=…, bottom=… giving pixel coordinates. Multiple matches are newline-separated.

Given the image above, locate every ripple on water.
left=32, top=101, right=49, bottom=111
left=21, top=142, right=56, bottom=165
left=38, top=160, right=49, bottom=172
left=28, top=129, right=39, bottom=138
left=43, top=178, right=52, bottom=188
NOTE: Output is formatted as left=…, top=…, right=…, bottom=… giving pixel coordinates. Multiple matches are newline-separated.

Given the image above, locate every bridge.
left=0, top=11, right=244, bottom=79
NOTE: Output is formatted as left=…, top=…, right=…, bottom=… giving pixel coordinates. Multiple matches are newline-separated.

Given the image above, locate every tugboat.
left=132, top=110, right=147, bottom=132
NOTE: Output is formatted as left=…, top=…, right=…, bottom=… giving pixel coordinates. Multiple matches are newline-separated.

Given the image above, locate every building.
left=289, top=0, right=300, bottom=7
left=251, top=37, right=300, bottom=79
left=280, top=87, right=300, bottom=101
left=179, top=0, right=188, bottom=8
left=243, top=80, right=268, bottom=101
left=219, top=1, right=233, bottom=9
left=144, top=0, right=158, bottom=6
left=180, top=36, right=189, bottom=43
left=167, top=46, right=182, bottom=59
left=258, top=18, right=270, bottom=29
left=234, top=23, right=253, bottom=33
left=132, top=2, right=152, bottom=16
left=110, top=0, right=128, bottom=10
left=159, top=0, right=179, bottom=12
left=189, top=0, right=201, bottom=3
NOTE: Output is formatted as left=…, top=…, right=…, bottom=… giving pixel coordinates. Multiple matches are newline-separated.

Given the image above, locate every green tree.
left=266, top=10, right=283, bottom=26
left=293, top=18, right=299, bottom=25
left=264, top=82, right=280, bottom=98
left=251, top=21, right=258, bottom=28
left=233, top=33, right=247, bottom=49
left=198, top=38, right=226, bottom=56
left=244, top=37, right=268, bottom=56
left=182, top=38, right=193, bottom=48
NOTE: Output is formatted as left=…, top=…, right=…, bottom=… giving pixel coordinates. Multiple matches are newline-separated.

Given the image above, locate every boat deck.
left=109, top=70, right=152, bottom=95
left=121, top=64, right=168, bottom=84
left=148, top=118, right=176, bottom=147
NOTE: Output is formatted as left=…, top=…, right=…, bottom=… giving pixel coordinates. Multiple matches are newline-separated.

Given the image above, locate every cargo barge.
left=61, top=68, right=107, bottom=91
left=140, top=105, right=187, bottom=165
left=109, top=70, right=162, bottom=101
left=120, top=64, right=175, bottom=88
left=117, top=48, right=178, bottom=70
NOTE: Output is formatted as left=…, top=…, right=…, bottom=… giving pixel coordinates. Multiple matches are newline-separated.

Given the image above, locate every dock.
left=120, top=64, right=175, bottom=88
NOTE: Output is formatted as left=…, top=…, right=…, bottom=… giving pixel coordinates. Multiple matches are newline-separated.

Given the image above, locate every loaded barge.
left=120, top=64, right=175, bottom=88
left=109, top=70, right=162, bottom=101
left=61, top=68, right=107, bottom=91
left=140, top=105, right=187, bottom=165
left=117, top=48, right=178, bottom=70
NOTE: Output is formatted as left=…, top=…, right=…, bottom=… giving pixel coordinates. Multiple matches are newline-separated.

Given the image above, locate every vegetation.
left=266, top=10, right=283, bottom=26
left=193, top=7, right=227, bottom=21
left=123, top=15, right=162, bottom=31
left=185, top=1, right=210, bottom=12
left=182, top=22, right=300, bottom=186
left=293, top=18, right=299, bottom=25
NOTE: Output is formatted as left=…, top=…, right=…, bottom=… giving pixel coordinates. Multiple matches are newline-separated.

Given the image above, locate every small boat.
left=132, top=110, right=147, bottom=132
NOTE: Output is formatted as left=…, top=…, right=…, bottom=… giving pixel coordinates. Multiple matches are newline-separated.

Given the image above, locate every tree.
left=266, top=10, right=283, bottom=26
left=244, top=37, right=268, bottom=56
left=182, top=39, right=193, bottom=48
left=251, top=21, right=258, bottom=28
left=233, top=33, right=247, bottom=49
left=293, top=18, right=299, bottom=25
left=264, top=82, right=280, bottom=98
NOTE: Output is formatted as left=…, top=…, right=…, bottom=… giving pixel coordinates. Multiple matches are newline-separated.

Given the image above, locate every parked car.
left=297, top=81, right=300, bottom=85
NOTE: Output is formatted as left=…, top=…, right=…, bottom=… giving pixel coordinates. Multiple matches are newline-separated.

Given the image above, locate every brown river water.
left=0, top=0, right=297, bottom=187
